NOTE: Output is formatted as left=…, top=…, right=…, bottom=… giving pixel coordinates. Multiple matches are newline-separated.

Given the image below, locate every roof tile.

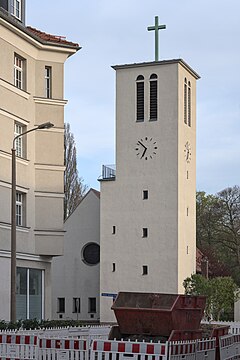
left=27, top=26, right=80, bottom=48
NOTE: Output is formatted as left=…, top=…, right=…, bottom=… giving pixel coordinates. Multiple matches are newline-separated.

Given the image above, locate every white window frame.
left=14, top=122, right=26, bottom=158
left=10, top=0, right=22, bottom=20
left=16, top=192, right=25, bottom=227
left=16, top=268, right=44, bottom=320
left=45, top=66, right=52, bottom=98
left=14, top=54, right=25, bottom=90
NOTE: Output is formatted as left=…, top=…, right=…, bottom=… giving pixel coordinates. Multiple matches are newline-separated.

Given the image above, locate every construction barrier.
left=219, top=333, right=240, bottom=359
left=38, top=338, right=87, bottom=360
left=196, top=338, right=216, bottom=360
left=90, top=339, right=168, bottom=360
left=0, top=334, right=38, bottom=359
left=168, top=341, right=196, bottom=360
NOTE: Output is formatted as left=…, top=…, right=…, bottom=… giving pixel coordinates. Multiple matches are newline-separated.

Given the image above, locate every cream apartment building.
left=0, top=0, right=79, bottom=320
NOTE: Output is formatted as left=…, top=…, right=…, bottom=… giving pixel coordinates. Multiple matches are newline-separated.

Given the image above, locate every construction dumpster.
left=111, top=292, right=206, bottom=337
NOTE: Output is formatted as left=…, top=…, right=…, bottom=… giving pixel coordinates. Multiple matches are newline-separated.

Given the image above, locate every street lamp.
left=11, top=121, right=54, bottom=322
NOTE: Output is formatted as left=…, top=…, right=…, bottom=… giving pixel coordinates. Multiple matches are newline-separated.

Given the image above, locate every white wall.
left=52, top=189, right=100, bottom=321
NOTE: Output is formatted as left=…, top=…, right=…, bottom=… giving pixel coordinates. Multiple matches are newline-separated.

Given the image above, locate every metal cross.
left=147, top=16, right=166, bottom=61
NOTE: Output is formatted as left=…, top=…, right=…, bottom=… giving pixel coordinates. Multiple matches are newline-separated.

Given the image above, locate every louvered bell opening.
left=136, top=82, right=144, bottom=121
left=150, top=80, right=157, bottom=120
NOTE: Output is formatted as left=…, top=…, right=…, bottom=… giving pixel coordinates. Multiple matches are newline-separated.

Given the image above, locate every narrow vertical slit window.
left=149, top=74, right=158, bottom=121
left=45, top=66, right=52, bottom=98
left=187, top=170, right=189, bottom=180
left=136, top=75, right=144, bottom=122
left=57, top=298, right=65, bottom=313
left=187, top=207, right=189, bottom=216
left=88, top=298, right=96, bottom=313
left=184, top=78, right=187, bottom=124
left=112, top=263, right=116, bottom=272
left=143, top=190, right=148, bottom=200
left=188, top=81, right=191, bottom=127
left=73, top=298, right=81, bottom=313
left=112, top=226, right=116, bottom=234
left=142, top=265, right=148, bottom=275
left=142, top=228, right=148, bottom=238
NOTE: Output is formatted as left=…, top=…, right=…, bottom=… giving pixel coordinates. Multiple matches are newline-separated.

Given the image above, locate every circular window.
left=82, top=243, right=100, bottom=265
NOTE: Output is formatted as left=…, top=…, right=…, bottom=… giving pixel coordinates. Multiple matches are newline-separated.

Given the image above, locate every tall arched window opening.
left=184, top=78, right=187, bottom=124
left=188, top=81, right=191, bottom=127
left=136, top=75, right=144, bottom=122
left=149, top=74, right=158, bottom=121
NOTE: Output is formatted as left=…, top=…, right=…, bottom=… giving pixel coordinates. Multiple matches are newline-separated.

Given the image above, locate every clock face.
left=135, top=137, right=158, bottom=160
left=184, top=141, right=192, bottom=163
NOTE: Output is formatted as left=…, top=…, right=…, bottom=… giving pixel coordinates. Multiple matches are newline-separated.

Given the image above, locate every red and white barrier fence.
left=168, top=341, right=196, bottom=360
left=91, top=339, right=168, bottom=360
left=0, top=334, right=38, bottom=359
left=196, top=338, right=216, bottom=360
left=38, top=338, right=87, bottom=360
left=219, top=333, right=240, bottom=360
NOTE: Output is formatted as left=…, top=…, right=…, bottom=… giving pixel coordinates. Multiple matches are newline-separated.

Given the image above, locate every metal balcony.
left=99, top=164, right=116, bottom=181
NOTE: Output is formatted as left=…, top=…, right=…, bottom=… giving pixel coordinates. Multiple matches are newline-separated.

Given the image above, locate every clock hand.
left=138, top=141, right=147, bottom=150
left=141, top=148, right=147, bottom=159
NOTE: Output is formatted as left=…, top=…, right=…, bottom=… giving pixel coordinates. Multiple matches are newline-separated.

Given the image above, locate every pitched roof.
left=91, top=188, right=100, bottom=199
left=27, top=26, right=80, bottom=49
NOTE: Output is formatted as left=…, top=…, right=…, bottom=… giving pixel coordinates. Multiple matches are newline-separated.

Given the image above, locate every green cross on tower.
left=147, top=16, right=166, bottom=61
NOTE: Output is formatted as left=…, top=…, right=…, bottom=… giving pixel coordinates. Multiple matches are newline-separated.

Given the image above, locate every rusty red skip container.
left=111, top=292, right=206, bottom=337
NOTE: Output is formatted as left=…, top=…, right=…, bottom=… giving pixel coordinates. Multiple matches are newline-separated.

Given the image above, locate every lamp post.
left=11, top=121, right=54, bottom=322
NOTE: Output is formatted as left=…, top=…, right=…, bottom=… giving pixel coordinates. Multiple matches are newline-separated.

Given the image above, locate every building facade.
left=0, top=0, right=79, bottom=320
left=52, top=189, right=100, bottom=321
left=100, top=60, right=200, bottom=322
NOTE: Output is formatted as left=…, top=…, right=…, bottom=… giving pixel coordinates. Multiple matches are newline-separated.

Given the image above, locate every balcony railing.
left=99, top=164, right=116, bottom=181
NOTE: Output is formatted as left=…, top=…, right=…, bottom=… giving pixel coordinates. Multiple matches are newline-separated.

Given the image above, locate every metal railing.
left=100, top=165, right=116, bottom=180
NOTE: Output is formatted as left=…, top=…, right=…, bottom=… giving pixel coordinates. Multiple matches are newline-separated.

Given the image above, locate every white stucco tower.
left=100, top=59, right=200, bottom=322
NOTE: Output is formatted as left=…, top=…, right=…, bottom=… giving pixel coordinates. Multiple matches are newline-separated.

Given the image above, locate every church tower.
left=99, top=18, right=200, bottom=322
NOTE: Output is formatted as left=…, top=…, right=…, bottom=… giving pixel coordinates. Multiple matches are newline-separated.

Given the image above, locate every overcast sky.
left=27, top=0, right=240, bottom=195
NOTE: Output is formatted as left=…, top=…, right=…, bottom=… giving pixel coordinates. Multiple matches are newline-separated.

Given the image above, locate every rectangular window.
left=143, top=190, right=148, bottom=200
left=11, top=0, right=21, bottom=20
left=14, top=54, right=25, bottom=90
left=142, top=228, right=148, bottom=238
left=88, top=297, right=96, bottom=313
left=45, top=66, right=52, bottom=98
left=16, top=192, right=25, bottom=227
left=14, top=122, right=26, bottom=157
left=57, top=298, right=65, bottom=313
left=73, top=298, right=81, bottom=313
left=16, top=268, right=44, bottom=320
left=112, top=226, right=116, bottom=234
left=112, top=263, right=116, bottom=272
left=187, top=207, right=189, bottom=216
left=142, top=265, right=148, bottom=275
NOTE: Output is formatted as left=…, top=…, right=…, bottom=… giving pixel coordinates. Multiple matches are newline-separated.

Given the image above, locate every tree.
left=183, top=274, right=240, bottom=321
left=196, top=186, right=240, bottom=284
left=64, top=123, right=87, bottom=220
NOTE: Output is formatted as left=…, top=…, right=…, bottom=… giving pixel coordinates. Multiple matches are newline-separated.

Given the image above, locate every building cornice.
left=0, top=78, right=30, bottom=99
left=112, top=59, right=200, bottom=80
left=0, top=250, right=52, bottom=263
left=0, top=106, right=29, bottom=124
left=34, top=191, right=64, bottom=199
left=33, top=97, right=68, bottom=106
left=35, top=164, right=65, bottom=171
